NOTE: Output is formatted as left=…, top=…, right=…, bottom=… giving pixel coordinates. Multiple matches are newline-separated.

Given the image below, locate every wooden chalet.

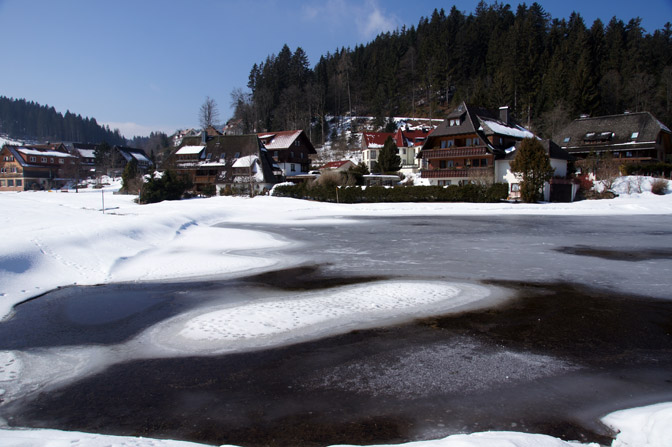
left=175, top=134, right=282, bottom=193
left=556, top=112, right=672, bottom=164
left=0, top=144, right=76, bottom=191
left=257, top=130, right=316, bottom=177
left=417, top=102, right=535, bottom=185
left=109, top=146, right=153, bottom=176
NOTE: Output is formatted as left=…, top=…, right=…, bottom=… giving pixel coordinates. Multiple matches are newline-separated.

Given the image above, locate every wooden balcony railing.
left=421, top=147, right=489, bottom=158
left=420, top=167, right=493, bottom=178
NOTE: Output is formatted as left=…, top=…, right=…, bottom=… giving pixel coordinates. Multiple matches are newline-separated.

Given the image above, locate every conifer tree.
left=375, top=136, right=402, bottom=174
left=509, top=138, right=554, bottom=202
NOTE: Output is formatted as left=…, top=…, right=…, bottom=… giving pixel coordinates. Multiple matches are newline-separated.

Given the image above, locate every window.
left=291, top=164, right=296, bottom=172
left=439, top=160, right=446, bottom=169
left=438, top=180, right=452, bottom=186
left=440, top=140, right=447, bottom=149
left=499, top=137, right=503, bottom=145
left=626, top=151, right=633, bottom=158
left=234, top=152, right=240, bottom=158
left=447, top=140, right=454, bottom=148
left=563, top=137, right=570, bottom=143
left=481, top=159, right=487, bottom=167
left=30, top=156, right=36, bottom=162
left=466, top=138, right=472, bottom=146
left=473, top=138, right=479, bottom=146
left=16, top=179, right=22, bottom=187
left=290, top=151, right=294, bottom=158
left=0, top=168, right=5, bottom=173
left=59, top=159, right=64, bottom=164
left=300, top=153, right=304, bottom=159
left=511, top=183, right=520, bottom=192
left=370, top=150, right=377, bottom=159
left=295, top=140, right=300, bottom=146
left=0, top=180, right=4, bottom=186
left=273, top=151, right=278, bottom=158
left=41, top=157, right=47, bottom=163
left=50, top=158, right=54, bottom=163
left=8, top=180, right=14, bottom=186
left=631, top=132, right=639, bottom=139
left=402, top=148, right=406, bottom=155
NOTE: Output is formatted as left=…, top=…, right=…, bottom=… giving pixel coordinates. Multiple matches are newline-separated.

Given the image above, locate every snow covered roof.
left=18, top=147, right=74, bottom=158
left=362, top=132, right=393, bottom=148
left=258, top=130, right=302, bottom=150
left=176, top=145, right=206, bottom=155
left=232, top=154, right=258, bottom=168
left=77, top=149, right=96, bottom=158
left=480, top=119, right=535, bottom=139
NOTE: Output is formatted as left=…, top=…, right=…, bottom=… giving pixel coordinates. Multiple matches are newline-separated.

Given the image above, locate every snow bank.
left=602, top=402, right=672, bottom=447
left=2, top=181, right=672, bottom=321
left=0, top=428, right=599, bottom=447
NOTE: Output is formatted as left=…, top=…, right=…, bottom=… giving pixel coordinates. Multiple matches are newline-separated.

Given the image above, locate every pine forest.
left=232, top=2, right=672, bottom=143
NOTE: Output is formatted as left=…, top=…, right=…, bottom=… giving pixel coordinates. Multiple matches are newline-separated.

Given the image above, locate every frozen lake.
left=1, top=215, right=671, bottom=446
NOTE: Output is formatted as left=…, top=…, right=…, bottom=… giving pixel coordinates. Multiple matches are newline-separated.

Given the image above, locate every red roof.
left=362, top=132, right=394, bottom=148
left=322, top=160, right=353, bottom=169
left=394, top=128, right=433, bottom=147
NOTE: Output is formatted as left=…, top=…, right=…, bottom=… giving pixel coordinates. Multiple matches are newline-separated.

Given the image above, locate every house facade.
left=495, top=140, right=574, bottom=201
left=418, top=102, right=535, bottom=186
left=360, top=132, right=390, bottom=171
left=556, top=111, right=672, bottom=164
left=257, top=130, right=316, bottom=177
left=0, top=145, right=76, bottom=191
left=174, top=134, right=282, bottom=193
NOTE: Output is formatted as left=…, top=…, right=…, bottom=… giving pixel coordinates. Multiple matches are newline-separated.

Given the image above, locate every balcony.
left=420, top=167, right=493, bottom=179
left=422, top=147, right=488, bottom=158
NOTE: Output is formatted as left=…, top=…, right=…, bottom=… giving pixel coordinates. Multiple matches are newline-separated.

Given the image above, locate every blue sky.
left=1, top=0, right=671, bottom=138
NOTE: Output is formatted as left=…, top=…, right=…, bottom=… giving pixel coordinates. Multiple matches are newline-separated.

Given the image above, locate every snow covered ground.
left=1, top=176, right=671, bottom=447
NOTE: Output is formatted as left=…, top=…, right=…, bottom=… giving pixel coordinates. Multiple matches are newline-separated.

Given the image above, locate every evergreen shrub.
left=271, top=183, right=508, bottom=203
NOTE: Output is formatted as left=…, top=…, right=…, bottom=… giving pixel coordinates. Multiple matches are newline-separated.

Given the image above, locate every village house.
left=108, top=146, right=153, bottom=176
left=417, top=102, right=536, bottom=186
left=71, top=143, right=97, bottom=179
left=556, top=111, right=672, bottom=164
left=0, top=144, right=76, bottom=191
left=174, top=134, right=282, bottom=194
left=495, top=140, right=575, bottom=202
left=257, top=130, right=316, bottom=177
left=361, top=127, right=433, bottom=174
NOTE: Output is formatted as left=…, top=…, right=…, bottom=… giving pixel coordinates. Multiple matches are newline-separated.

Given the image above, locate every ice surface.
left=150, top=281, right=492, bottom=354
left=1, top=177, right=672, bottom=447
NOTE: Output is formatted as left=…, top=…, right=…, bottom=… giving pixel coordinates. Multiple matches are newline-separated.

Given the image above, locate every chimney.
left=499, top=106, right=509, bottom=124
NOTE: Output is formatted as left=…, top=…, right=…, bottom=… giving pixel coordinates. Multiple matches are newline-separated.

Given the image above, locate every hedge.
left=271, top=183, right=509, bottom=203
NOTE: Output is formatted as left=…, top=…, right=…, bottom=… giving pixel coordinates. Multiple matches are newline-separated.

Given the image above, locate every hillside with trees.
left=0, top=96, right=126, bottom=145
left=231, top=1, right=672, bottom=142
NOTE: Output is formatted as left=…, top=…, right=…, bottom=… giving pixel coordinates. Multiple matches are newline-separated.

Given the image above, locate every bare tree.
left=199, top=96, right=220, bottom=129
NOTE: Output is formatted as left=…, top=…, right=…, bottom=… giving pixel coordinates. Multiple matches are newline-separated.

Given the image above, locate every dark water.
left=2, top=215, right=672, bottom=447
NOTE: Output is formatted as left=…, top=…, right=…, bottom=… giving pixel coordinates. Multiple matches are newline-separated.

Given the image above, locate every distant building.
left=556, top=111, right=672, bottom=164
left=320, top=160, right=356, bottom=172
left=109, top=146, right=153, bottom=176
left=174, top=134, right=282, bottom=194
left=257, top=130, right=316, bottom=177
left=0, top=144, right=76, bottom=191
left=361, top=127, right=434, bottom=174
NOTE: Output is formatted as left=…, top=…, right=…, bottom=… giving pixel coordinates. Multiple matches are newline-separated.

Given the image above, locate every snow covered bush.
left=651, top=178, right=669, bottom=195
